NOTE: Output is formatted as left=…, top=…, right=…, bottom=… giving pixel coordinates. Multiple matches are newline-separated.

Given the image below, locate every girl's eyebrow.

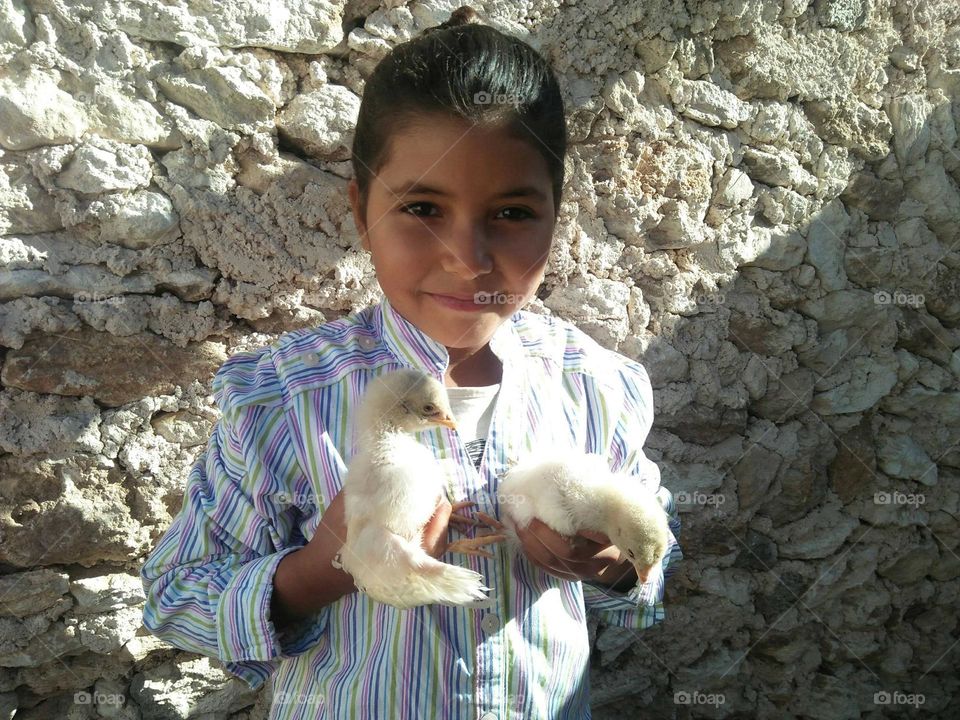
left=388, top=180, right=548, bottom=201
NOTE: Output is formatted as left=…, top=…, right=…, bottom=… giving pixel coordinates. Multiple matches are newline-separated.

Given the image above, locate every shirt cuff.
left=216, top=546, right=329, bottom=666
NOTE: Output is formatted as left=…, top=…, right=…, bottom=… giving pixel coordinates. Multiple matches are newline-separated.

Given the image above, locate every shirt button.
left=479, top=713, right=498, bottom=720
left=359, top=335, right=376, bottom=350
left=303, top=353, right=319, bottom=366
left=480, top=613, right=501, bottom=634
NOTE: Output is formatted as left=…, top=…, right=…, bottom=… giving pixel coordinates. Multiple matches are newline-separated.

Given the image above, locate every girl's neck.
left=444, top=344, right=502, bottom=387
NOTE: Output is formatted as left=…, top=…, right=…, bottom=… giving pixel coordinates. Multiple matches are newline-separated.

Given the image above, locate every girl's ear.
left=348, top=179, right=370, bottom=251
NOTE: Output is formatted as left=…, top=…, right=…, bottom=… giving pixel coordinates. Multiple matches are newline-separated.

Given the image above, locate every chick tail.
left=340, top=524, right=492, bottom=610
left=403, top=550, right=493, bottom=609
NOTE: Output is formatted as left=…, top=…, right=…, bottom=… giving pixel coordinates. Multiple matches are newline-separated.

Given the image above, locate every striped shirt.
left=140, top=294, right=683, bottom=720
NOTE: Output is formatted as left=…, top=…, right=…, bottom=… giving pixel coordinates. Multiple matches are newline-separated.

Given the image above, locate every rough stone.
left=804, top=199, right=850, bottom=291
left=0, top=570, right=70, bottom=618
left=674, top=80, right=751, bottom=129
left=76, top=606, right=144, bottom=655
left=888, top=94, right=932, bottom=167
left=157, top=66, right=275, bottom=133
left=804, top=98, right=892, bottom=161
left=772, top=504, right=860, bottom=559
left=0, top=391, right=103, bottom=456
left=811, top=355, right=899, bottom=414
left=129, top=657, right=258, bottom=720
left=69, top=574, right=145, bottom=615
left=878, top=546, right=938, bottom=585
left=0, top=70, right=86, bottom=150
left=96, top=190, right=180, bottom=248
left=96, top=0, right=346, bottom=53
left=877, top=433, right=937, bottom=486
left=277, top=84, right=361, bottom=161
left=1, top=328, right=226, bottom=407
left=56, top=139, right=153, bottom=194
left=543, top=275, right=631, bottom=347
left=751, top=368, right=816, bottom=420
left=741, top=146, right=818, bottom=193
left=0, top=154, right=61, bottom=234
left=829, top=415, right=876, bottom=503
left=895, top=308, right=956, bottom=366
left=721, top=224, right=806, bottom=271
left=815, top=0, right=870, bottom=32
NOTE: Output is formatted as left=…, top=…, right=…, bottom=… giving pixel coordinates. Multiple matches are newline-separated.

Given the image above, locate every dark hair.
left=351, top=5, right=567, bottom=219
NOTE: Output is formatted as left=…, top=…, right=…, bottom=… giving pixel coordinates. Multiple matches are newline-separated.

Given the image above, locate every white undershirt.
left=445, top=384, right=500, bottom=445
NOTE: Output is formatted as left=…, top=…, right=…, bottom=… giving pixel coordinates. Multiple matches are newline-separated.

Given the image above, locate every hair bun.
left=428, top=5, right=483, bottom=32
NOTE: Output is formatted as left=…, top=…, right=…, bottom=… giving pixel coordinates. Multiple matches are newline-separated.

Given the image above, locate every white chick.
left=493, top=449, right=670, bottom=584
left=338, top=368, right=503, bottom=609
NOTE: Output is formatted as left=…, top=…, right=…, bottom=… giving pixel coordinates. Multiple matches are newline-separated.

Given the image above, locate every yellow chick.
left=494, top=449, right=669, bottom=584
left=337, top=369, right=503, bottom=609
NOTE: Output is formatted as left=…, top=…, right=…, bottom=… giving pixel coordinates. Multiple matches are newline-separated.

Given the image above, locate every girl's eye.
left=400, top=202, right=439, bottom=217
left=399, top=203, right=534, bottom=221
left=496, top=207, right=534, bottom=221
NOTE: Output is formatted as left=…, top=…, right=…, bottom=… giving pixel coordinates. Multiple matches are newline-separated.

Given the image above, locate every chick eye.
left=627, top=550, right=635, bottom=559
left=422, top=403, right=437, bottom=414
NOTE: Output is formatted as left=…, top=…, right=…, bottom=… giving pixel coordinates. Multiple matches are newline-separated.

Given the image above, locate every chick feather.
left=337, top=368, right=493, bottom=609
left=497, top=449, right=670, bottom=583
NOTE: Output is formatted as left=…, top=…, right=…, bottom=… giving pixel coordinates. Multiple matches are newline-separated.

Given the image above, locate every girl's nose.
left=440, top=222, right=494, bottom=279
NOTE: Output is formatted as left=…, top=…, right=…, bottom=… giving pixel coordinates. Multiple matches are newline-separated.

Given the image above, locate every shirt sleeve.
left=581, top=356, right=684, bottom=630
left=139, top=349, right=329, bottom=690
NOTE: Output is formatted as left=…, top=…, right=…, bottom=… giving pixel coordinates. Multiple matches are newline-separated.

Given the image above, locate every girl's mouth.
left=426, top=292, right=491, bottom=312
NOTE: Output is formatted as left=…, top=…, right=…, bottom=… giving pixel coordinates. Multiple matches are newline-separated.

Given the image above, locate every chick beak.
left=634, top=562, right=654, bottom=584
left=430, top=412, right=457, bottom=430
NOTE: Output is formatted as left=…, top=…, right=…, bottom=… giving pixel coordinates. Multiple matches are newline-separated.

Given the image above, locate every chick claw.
left=448, top=500, right=482, bottom=528
left=446, top=534, right=507, bottom=559
left=446, top=502, right=507, bottom=558
left=474, top=511, right=506, bottom=532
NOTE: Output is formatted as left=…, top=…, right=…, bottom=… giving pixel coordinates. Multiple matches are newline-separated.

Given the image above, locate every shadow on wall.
left=0, top=0, right=959, bottom=719
left=583, top=51, right=959, bottom=720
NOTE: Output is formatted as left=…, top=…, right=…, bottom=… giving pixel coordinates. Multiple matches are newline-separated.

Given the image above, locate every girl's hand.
left=304, top=490, right=357, bottom=593
left=515, top=518, right=638, bottom=590
left=420, top=498, right=461, bottom=558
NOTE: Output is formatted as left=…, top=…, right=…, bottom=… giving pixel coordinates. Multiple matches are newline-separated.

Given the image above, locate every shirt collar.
left=373, top=294, right=523, bottom=379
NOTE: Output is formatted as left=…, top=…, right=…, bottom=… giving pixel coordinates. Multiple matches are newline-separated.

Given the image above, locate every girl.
left=141, top=7, right=682, bottom=719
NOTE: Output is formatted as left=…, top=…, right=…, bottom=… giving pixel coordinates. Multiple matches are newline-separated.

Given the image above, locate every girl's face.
left=348, top=113, right=557, bottom=354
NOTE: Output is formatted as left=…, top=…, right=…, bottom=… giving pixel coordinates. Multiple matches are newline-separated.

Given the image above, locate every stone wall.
left=1, top=0, right=958, bottom=717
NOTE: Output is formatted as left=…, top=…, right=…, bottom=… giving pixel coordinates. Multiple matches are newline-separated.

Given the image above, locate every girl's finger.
left=576, top=529, right=611, bottom=545
left=523, top=550, right=581, bottom=582
left=526, top=519, right=608, bottom=563
left=518, top=522, right=592, bottom=578
left=525, top=518, right=577, bottom=558
left=421, top=499, right=453, bottom=556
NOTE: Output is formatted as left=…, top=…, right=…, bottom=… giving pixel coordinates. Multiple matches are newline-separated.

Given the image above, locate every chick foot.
left=474, top=511, right=506, bottom=532
left=446, top=534, right=507, bottom=558
left=446, top=501, right=507, bottom=558
left=448, top=500, right=482, bottom=528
